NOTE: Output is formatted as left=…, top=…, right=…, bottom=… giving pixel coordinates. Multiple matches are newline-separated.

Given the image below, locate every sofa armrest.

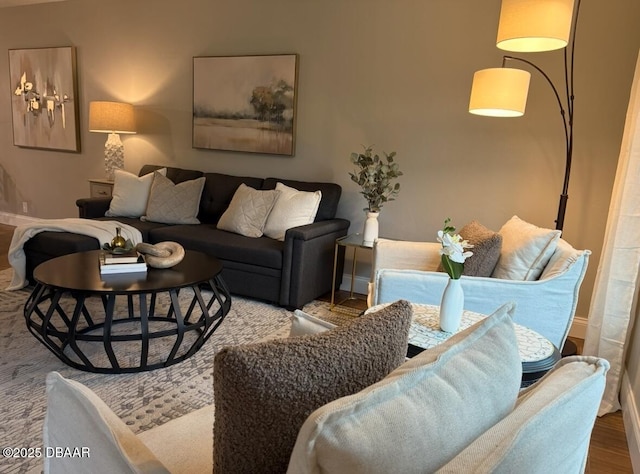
left=76, top=197, right=112, bottom=218
left=280, top=218, right=350, bottom=308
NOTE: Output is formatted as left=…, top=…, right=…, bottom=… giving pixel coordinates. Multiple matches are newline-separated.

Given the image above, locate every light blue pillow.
left=288, top=302, right=522, bottom=474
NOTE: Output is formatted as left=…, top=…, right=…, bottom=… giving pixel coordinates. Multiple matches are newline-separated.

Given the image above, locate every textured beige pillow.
left=263, top=182, right=322, bottom=241
left=43, top=372, right=167, bottom=473
left=217, top=183, right=279, bottom=238
left=459, top=220, right=502, bottom=277
left=213, top=300, right=413, bottom=474
left=142, top=171, right=205, bottom=224
left=105, top=168, right=166, bottom=218
left=491, top=215, right=561, bottom=280
left=287, top=302, right=522, bottom=474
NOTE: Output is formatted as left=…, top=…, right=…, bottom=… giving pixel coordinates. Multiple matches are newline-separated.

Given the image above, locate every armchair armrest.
left=280, top=218, right=350, bottom=308
left=76, top=197, right=112, bottom=218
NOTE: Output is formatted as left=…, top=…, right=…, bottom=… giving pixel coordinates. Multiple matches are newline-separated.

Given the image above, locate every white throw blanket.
left=7, top=218, right=143, bottom=291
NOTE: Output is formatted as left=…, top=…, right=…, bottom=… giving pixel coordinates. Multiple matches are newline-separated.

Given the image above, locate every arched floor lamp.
left=469, top=0, right=581, bottom=232
left=469, top=0, right=582, bottom=356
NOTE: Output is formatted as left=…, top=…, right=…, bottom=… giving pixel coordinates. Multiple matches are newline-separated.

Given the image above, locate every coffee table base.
left=24, top=276, right=231, bottom=374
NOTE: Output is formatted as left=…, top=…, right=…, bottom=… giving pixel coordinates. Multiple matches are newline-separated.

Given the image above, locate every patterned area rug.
left=0, top=268, right=354, bottom=474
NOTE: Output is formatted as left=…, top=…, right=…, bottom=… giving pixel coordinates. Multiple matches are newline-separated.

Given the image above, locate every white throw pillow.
left=105, top=168, right=166, bottom=218
left=43, top=372, right=167, bottom=473
left=287, top=302, right=522, bottom=474
left=263, top=183, right=322, bottom=241
left=438, top=356, right=609, bottom=473
left=491, top=215, right=562, bottom=280
left=217, top=183, right=280, bottom=238
left=289, top=309, right=336, bottom=337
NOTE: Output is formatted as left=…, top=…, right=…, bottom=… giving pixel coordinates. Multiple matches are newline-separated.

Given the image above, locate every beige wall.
left=0, top=0, right=639, bottom=318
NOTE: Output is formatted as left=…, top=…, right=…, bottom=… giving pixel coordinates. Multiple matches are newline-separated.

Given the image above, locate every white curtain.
left=583, top=50, right=640, bottom=416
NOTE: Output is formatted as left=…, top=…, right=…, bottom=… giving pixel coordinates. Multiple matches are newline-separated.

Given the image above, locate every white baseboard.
left=0, top=211, right=42, bottom=226
left=621, top=371, right=640, bottom=472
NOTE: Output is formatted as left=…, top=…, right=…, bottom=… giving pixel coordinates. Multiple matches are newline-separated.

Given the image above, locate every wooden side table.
left=330, top=233, right=373, bottom=314
left=88, top=178, right=114, bottom=198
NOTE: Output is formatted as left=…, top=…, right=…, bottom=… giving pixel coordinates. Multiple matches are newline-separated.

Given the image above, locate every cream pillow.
left=491, top=215, right=562, bottom=280
left=289, top=309, right=336, bottom=337
left=287, top=302, right=522, bottom=474
left=263, top=182, right=322, bottom=241
left=105, top=168, right=166, bottom=218
left=43, top=372, right=167, bottom=473
left=438, top=356, right=609, bottom=473
left=142, top=171, right=205, bottom=225
left=217, top=183, right=279, bottom=238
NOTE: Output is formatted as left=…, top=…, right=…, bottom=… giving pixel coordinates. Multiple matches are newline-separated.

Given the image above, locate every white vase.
left=362, top=211, right=379, bottom=245
left=439, top=278, right=464, bottom=333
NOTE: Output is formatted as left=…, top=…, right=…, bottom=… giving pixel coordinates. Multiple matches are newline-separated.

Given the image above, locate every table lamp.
left=89, top=101, right=136, bottom=180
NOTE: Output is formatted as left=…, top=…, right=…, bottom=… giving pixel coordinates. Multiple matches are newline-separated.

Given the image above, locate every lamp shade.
left=469, top=68, right=531, bottom=117
left=88, top=101, right=136, bottom=134
left=496, top=0, right=575, bottom=52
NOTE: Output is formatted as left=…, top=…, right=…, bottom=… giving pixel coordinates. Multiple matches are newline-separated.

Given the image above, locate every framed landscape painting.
left=8, top=46, right=80, bottom=152
left=193, top=54, right=298, bottom=156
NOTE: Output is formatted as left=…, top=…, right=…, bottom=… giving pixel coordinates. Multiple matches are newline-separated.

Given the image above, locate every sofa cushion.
left=96, top=217, right=169, bottom=242
left=492, top=215, right=561, bottom=281
left=142, top=171, right=206, bottom=225
left=200, top=173, right=265, bottom=224
left=105, top=168, right=166, bottom=218
left=139, top=164, right=204, bottom=184
left=287, top=302, right=522, bottom=474
left=149, top=225, right=284, bottom=269
left=213, top=300, right=413, bottom=474
left=438, top=356, right=609, bottom=473
left=43, top=372, right=168, bottom=473
left=262, top=177, right=341, bottom=221
left=264, top=182, right=322, bottom=241
left=217, top=183, right=279, bottom=238
left=459, top=220, right=502, bottom=277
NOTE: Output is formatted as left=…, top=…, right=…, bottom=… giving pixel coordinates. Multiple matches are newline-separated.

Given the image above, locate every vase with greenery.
left=349, top=146, right=402, bottom=243
left=349, top=145, right=402, bottom=212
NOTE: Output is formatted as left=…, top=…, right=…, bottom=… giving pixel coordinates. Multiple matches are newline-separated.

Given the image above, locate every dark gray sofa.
left=24, top=165, right=350, bottom=309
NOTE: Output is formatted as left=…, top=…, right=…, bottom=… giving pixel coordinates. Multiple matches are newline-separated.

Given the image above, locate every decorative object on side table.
left=349, top=145, right=402, bottom=245
left=437, top=218, right=474, bottom=332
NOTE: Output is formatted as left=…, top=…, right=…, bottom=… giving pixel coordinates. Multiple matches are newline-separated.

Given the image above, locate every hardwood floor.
left=0, top=224, right=632, bottom=472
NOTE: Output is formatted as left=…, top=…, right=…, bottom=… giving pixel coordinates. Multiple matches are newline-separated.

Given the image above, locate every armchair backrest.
left=369, top=237, right=591, bottom=349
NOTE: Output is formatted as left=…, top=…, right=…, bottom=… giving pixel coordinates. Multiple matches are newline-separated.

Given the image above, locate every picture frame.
left=8, top=46, right=80, bottom=152
left=193, top=54, right=298, bottom=156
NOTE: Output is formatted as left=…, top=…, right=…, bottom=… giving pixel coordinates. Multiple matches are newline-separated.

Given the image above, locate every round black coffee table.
left=24, top=249, right=231, bottom=373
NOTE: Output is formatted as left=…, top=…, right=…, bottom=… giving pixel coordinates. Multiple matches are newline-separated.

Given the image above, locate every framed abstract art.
left=8, top=46, right=80, bottom=152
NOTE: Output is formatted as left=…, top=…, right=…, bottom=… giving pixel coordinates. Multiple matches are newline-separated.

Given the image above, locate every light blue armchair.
left=369, top=237, right=591, bottom=350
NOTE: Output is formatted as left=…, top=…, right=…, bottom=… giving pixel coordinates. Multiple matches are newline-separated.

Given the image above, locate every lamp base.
left=104, top=133, right=124, bottom=180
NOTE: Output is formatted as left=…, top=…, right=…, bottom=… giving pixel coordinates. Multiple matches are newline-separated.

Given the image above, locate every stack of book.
left=99, top=250, right=147, bottom=274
